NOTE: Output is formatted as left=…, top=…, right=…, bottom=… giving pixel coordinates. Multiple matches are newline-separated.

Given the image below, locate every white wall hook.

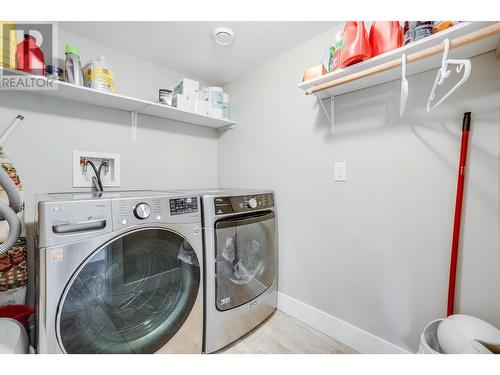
left=426, top=39, right=472, bottom=112
left=400, top=54, right=408, bottom=117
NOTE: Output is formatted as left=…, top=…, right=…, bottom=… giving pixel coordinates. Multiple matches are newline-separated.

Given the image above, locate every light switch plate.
left=334, top=162, right=346, bottom=182
left=73, top=150, right=120, bottom=188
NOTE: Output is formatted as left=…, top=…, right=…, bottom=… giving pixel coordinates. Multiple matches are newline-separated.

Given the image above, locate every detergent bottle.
left=0, top=22, right=17, bottom=69
left=339, top=21, right=371, bottom=68
left=83, top=55, right=116, bottom=92
left=369, top=22, right=403, bottom=57
left=16, top=33, right=45, bottom=75
left=64, top=45, right=84, bottom=86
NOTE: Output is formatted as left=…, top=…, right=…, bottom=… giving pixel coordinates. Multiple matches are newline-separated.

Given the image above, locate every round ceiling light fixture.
left=213, top=27, right=234, bottom=46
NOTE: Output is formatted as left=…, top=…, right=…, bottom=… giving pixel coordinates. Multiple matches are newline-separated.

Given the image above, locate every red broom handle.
left=447, top=112, right=471, bottom=316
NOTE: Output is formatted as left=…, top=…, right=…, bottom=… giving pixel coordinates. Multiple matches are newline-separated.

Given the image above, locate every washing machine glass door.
left=215, top=211, right=277, bottom=311
left=57, top=228, right=200, bottom=354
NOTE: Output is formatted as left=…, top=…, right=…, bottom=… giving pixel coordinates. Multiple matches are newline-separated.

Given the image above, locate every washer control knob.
left=134, top=202, right=151, bottom=219
left=247, top=198, right=258, bottom=209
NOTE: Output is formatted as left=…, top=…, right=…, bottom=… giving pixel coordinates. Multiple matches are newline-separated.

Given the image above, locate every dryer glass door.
left=215, top=211, right=277, bottom=311
left=57, top=228, right=200, bottom=354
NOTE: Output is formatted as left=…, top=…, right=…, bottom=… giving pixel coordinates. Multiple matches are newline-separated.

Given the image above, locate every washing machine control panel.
left=214, top=193, right=274, bottom=215
left=133, top=202, right=151, bottom=219
left=37, top=194, right=201, bottom=246
left=169, top=197, right=198, bottom=215
left=112, top=196, right=200, bottom=229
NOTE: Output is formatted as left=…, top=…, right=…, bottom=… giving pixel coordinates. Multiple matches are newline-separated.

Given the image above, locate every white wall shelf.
left=0, top=67, right=235, bottom=130
left=298, top=22, right=500, bottom=99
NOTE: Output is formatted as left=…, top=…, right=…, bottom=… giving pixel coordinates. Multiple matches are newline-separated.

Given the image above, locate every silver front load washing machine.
left=198, top=190, right=278, bottom=353
left=36, top=191, right=203, bottom=354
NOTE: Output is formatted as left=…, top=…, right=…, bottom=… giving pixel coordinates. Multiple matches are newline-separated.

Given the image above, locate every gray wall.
left=219, top=27, right=500, bottom=352
left=0, top=27, right=219, bottom=302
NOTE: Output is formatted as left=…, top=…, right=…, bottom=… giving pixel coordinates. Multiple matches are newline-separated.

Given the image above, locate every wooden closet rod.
left=306, top=22, right=500, bottom=95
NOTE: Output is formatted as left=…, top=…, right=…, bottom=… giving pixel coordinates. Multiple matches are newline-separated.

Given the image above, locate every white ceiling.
left=59, top=21, right=338, bottom=85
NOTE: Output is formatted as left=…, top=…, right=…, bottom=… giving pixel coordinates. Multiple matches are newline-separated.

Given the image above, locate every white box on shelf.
left=195, top=96, right=209, bottom=116
left=222, top=92, right=230, bottom=120
left=173, top=78, right=199, bottom=98
left=173, top=94, right=195, bottom=112
left=201, top=86, right=223, bottom=119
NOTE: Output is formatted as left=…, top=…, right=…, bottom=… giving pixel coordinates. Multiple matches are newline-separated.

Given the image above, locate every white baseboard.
left=277, top=292, right=410, bottom=354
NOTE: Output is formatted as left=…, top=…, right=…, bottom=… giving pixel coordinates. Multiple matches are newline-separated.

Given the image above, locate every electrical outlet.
left=73, top=150, right=120, bottom=188
left=334, top=162, right=346, bottom=182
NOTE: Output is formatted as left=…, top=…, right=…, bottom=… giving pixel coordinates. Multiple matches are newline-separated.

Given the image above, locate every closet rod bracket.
left=317, top=96, right=335, bottom=135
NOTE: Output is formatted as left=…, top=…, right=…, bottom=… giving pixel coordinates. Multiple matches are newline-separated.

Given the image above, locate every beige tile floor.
left=218, top=310, right=357, bottom=354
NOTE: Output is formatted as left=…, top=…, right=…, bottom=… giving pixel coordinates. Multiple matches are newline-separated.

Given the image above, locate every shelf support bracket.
left=131, top=110, right=138, bottom=142
left=130, top=104, right=150, bottom=141
left=317, top=96, right=335, bottom=135
left=330, top=97, right=335, bottom=135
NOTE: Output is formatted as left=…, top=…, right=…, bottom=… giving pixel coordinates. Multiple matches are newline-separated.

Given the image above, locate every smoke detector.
left=213, top=27, right=234, bottom=46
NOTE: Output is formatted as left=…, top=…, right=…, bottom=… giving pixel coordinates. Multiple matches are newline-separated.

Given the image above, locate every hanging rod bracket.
left=317, top=96, right=335, bottom=135
left=330, top=97, right=335, bottom=135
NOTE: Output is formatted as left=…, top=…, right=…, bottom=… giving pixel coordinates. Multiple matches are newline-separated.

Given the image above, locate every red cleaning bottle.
left=369, top=21, right=403, bottom=57
left=339, top=21, right=371, bottom=68
left=16, top=34, right=45, bottom=75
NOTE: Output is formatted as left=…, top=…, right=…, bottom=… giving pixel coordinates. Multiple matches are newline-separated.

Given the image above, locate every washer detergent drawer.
left=38, top=199, right=112, bottom=247
left=215, top=211, right=277, bottom=311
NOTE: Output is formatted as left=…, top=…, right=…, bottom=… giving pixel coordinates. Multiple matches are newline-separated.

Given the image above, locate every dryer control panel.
left=214, top=193, right=274, bottom=215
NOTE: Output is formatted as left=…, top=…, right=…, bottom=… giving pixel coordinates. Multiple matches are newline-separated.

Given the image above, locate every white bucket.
left=418, top=318, right=444, bottom=354
left=0, top=318, right=29, bottom=354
